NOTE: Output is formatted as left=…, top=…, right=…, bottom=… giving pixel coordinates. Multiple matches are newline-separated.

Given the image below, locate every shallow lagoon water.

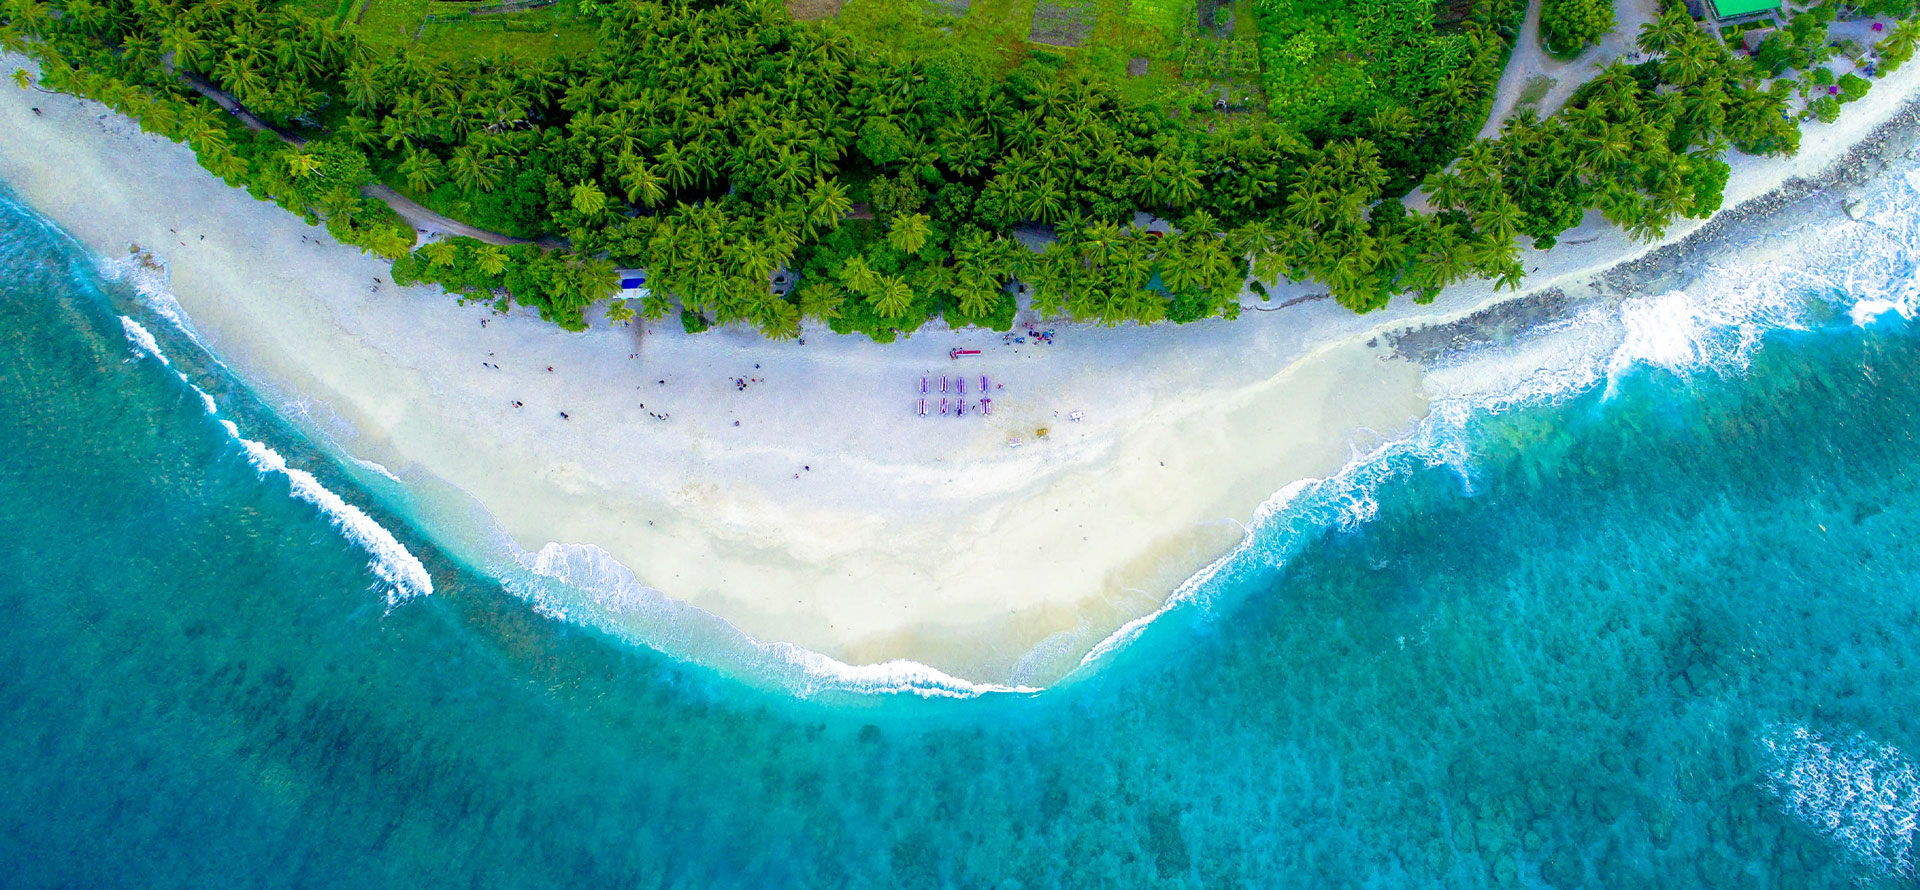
left=6, top=181, right=1920, bottom=888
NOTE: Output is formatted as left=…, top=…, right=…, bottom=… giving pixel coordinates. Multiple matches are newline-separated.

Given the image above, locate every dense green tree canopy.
left=0, top=0, right=1839, bottom=337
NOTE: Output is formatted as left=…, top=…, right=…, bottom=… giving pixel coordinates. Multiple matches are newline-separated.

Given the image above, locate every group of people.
left=1000, top=328, right=1057, bottom=346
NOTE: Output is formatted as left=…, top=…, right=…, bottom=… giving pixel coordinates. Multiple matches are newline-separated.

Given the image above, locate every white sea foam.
left=88, top=145, right=1920, bottom=696
left=218, top=419, right=433, bottom=607
left=119, top=315, right=167, bottom=365
left=123, top=314, right=220, bottom=414
left=1075, top=157, right=1920, bottom=680
left=764, top=644, right=1040, bottom=699
left=1851, top=298, right=1909, bottom=326
left=511, top=541, right=1038, bottom=699
left=122, top=259, right=430, bottom=609
left=1762, top=723, right=1920, bottom=879
left=101, top=252, right=198, bottom=340
left=354, top=458, right=403, bottom=484
left=188, top=383, right=218, bottom=415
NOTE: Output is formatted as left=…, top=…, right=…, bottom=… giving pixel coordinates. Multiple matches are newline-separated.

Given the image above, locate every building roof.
left=1711, top=0, right=1779, bottom=18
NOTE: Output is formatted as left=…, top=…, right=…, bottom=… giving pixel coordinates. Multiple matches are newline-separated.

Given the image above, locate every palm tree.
left=1021, top=178, right=1067, bottom=223
left=870, top=274, right=912, bottom=319
left=284, top=147, right=324, bottom=181
left=474, top=244, right=508, bottom=277
left=570, top=181, right=608, bottom=218
left=344, top=66, right=382, bottom=111
left=756, top=298, right=802, bottom=341
left=657, top=141, right=695, bottom=191
left=1416, top=223, right=1474, bottom=290
left=803, top=177, right=851, bottom=235
left=954, top=279, right=997, bottom=318
left=1638, top=9, right=1696, bottom=56
left=336, top=115, right=379, bottom=149
left=620, top=153, right=666, bottom=208
left=6, top=1, right=52, bottom=39
left=797, top=279, right=846, bottom=321
left=841, top=254, right=879, bottom=296
left=449, top=144, right=502, bottom=193
left=217, top=54, right=268, bottom=107
left=888, top=213, right=930, bottom=255
left=1879, top=19, right=1920, bottom=69
left=421, top=241, right=459, bottom=269
left=1164, top=155, right=1204, bottom=209
left=400, top=148, right=443, bottom=195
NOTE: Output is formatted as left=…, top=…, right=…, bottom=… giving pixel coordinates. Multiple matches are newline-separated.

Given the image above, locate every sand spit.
left=2, top=51, right=1916, bottom=686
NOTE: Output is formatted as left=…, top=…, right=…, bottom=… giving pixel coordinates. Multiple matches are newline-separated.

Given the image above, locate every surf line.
left=120, top=314, right=434, bottom=608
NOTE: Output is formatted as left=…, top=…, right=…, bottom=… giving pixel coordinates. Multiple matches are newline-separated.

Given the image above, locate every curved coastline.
left=5, top=49, right=1920, bottom=692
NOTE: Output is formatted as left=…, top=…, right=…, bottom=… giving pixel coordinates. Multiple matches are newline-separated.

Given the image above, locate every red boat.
left=949, top=348, right=982, bottom=359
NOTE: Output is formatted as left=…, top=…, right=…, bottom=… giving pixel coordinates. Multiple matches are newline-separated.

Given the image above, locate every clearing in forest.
left=346, top=0, right=598, bottom=61
left=786, top=0, right=849, bottom=20
left=1030, top=0, right=1099, bottom=45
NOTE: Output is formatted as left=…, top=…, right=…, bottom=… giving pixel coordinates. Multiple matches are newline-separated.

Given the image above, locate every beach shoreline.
left=4, top=49, right=1917, bottom=687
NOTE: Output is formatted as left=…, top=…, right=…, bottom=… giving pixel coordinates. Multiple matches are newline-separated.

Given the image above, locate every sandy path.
left=1479, top=0, right=1663, bottom=138
left=179, top=72, right=558, bottom=248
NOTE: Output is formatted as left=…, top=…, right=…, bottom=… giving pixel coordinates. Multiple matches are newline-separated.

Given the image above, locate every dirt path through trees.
left=178, top=71, right=558, bottom=249
left=1478, top=0, right=1662, bottom=138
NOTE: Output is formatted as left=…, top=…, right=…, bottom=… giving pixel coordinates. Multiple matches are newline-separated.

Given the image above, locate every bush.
left=1837, top=72, right=1871, bottom=103
left=1541, top=0, right=1615, bottom=56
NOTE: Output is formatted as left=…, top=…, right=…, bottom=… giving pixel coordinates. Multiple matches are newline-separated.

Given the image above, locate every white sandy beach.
left=3, top=49, right=1916, bottom=685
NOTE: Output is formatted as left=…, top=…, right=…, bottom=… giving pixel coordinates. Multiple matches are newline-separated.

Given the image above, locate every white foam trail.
left=1851, top=298, right=1908, bottom=326
left=1076, top=158, right=1920, bottom=678
left=188, top=383, right=218, bottom=415
left=1079, top=478, right=1316, bottom=668
left=89, top=149, right=1920, bottom=695
left=111, top=253, right=429, bottom=606
left=1763, top=723, right=1920, bottom=879
left=119, top=315, right=167, bottom=365
left=101, top=252, right=198, bottom=340
left=123, top=314, right=219, bottom=414
left=218, top=419, right=433, bottom=607
left=763, top=643, right=1040, bottom=699
left=354, top=458, right=403, bottom=484
left=513, top=541, right=1036, bottom=699
left=1077, top=414, right=1475, bottom=671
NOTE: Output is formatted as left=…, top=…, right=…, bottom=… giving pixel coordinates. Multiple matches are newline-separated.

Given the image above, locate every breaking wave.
left=112, top=258, right=433, bottom=609
left=1076, top=155, right=1920, bottom=678
left=506, top=541, right=1038, bottom=699
left=1762, top=723, right=1920, bottom=880
left=221, top=419, right=433, bottom=607
left=81, top=138, right=1920, bottom=698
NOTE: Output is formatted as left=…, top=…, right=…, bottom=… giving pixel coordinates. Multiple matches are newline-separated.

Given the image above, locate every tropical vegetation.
left=1541, top=0, right=1615, bottom=56
left=0, top=0, right=1910, bottom=339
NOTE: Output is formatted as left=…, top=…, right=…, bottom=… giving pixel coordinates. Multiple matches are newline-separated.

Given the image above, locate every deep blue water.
left=4, top=184, right=1920, bottom=888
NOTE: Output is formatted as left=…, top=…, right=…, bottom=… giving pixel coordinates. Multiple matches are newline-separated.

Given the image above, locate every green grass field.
left=340, top=0, right=599, bottom=62
left=831, top=0, right=1264, bottom=120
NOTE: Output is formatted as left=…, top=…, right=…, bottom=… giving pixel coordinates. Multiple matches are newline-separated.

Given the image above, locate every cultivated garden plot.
left=924, top=0, right=974, bottom=18
left=785, top=0, right=849, bottom=20
left=1030, top=0, right=1099, bottom=45
left=1124, top=0, right=1189, bottom=31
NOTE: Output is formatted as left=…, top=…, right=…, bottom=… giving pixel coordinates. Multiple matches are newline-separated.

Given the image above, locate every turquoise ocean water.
left=7, top=168, right=1920, bottom=888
